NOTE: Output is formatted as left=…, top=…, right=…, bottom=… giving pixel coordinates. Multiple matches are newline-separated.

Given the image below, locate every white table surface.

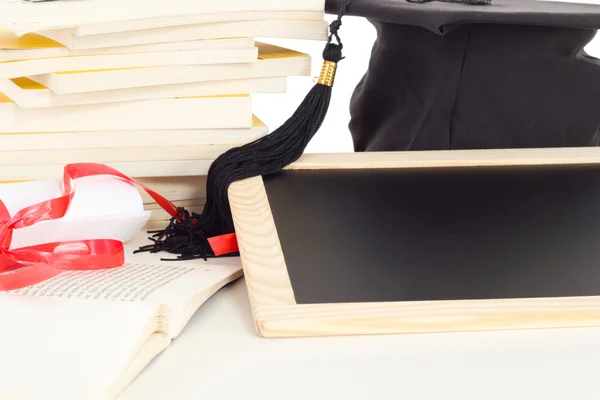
left=119, top=278, right=600, bottom=400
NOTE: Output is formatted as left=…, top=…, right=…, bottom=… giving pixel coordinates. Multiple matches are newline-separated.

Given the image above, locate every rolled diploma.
left=0, top=175, right=152, bottom=250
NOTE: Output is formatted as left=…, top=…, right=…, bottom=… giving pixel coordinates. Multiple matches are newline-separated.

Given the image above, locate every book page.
left=7, top=231, right=243, bottom=336
left=121, top=233, right=243, bottom=335
left=0, top=295, right=164, bottom=400
left=8, top=262, right=198, bottom=303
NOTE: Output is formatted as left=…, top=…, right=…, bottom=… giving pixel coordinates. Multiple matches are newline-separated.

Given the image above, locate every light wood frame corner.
left=228, top=149, right=600, bottom=338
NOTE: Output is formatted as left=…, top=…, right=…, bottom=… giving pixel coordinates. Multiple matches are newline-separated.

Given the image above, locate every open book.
left=0, top=230, right=243, bottom=400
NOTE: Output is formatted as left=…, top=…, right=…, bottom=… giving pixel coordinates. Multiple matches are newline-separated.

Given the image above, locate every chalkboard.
left=228, top=148, right=600, bottom=338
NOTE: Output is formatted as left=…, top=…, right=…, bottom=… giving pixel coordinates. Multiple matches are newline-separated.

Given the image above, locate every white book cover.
left=1, top=0, right=326, bottom=35
left=0, top=94, right=253, bottom=132
left=0, top=47, right=258, bottom=79
left=0, top=76, right=286, bottom=108
left=28, top=43, right=311, bottom=94
left=0, top=115, right=268, bottom=150
left=41, top=20, right=328, bottom=50
left=72, top=10, right=325, bottom=36
left=0, top=27, right=254, bottom=63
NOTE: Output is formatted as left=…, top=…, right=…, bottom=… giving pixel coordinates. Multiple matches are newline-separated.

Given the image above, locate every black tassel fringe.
left=135, top=45, right=342, bottom=261
left=134, top=207, right=217, bottom=261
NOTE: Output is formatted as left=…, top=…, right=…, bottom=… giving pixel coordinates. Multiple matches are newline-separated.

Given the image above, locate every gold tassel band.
left=318, top=61, right=337, bottom=87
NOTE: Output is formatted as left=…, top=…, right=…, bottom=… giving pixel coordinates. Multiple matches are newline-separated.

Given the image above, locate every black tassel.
left=135, top=1, right=353, bottom=261
left=135, top=79, right=337, bottom=260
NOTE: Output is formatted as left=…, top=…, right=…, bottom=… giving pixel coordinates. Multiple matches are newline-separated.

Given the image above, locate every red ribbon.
left=208, top=233, right=239, bottom=257
left=0, top=163, right=180, bottom=291
left=0, top=163, right=239, bottom=292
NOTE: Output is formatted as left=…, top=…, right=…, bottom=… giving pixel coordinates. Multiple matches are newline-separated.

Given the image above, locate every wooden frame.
left=228, top=148, right=600, bottom=338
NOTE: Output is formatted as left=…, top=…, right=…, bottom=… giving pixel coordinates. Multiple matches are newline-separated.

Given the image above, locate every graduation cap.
left=335, top=0, right=600, bottom=151
left=136, top=0, right=600, bottom=260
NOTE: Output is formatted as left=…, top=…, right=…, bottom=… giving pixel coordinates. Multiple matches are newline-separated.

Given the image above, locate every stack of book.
left=0, top=0, right=327, bottom=223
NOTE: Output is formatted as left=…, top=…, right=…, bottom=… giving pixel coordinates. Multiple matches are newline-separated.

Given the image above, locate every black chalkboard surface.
left=227, top=150, right=600, bottom=338
left=263, top=165, right=600, bottom=305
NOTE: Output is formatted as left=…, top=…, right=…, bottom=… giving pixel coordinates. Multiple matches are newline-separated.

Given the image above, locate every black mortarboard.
left=327, top=0, right=600, bottom=151
left=136, top=0, right=600, bottom=260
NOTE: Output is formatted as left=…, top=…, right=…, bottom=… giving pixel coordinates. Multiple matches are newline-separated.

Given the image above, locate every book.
left=0, top=28, right=255, bottom=63
left=28, top=43, right=311, bottom=94
left=136, top=176, right=207, bottom=204
left=0, top=46, right=258, bottom=79
left=0, top=115, right=268, bottom=150
left=0, top=0, right=326, bottom=35
left=0, top=230, right=243, bottom=399
left=0, top=160, right=215, bottom=181
left=0, top=76, right=286, bottom=108
left=0, top=143, right=252, bottom=165
left=71, top=10, right=325, bottom=36
left=0, top=94, right=253, bottom=133
left=40, top=20, right=328, bottom=50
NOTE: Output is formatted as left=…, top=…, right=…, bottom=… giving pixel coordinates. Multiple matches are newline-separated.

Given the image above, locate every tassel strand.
left=135, top=2, right=352, bottom=260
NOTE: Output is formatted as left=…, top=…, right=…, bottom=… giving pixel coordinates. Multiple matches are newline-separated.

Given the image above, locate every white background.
left=253, top=13, right=600, bottom=154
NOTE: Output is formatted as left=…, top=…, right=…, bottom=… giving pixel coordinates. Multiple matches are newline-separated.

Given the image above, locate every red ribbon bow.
left=0, top=163, right=191, bottom=291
